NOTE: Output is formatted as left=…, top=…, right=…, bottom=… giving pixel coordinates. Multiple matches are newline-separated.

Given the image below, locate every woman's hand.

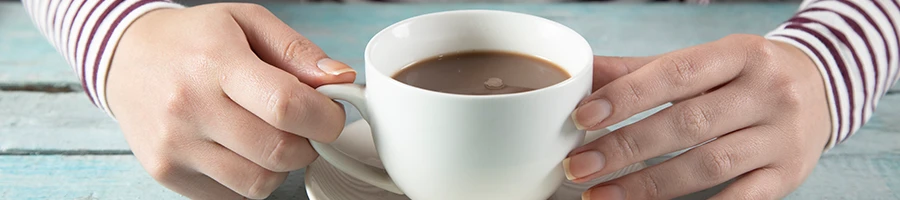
left=106, top=3, right=355, bottom=199
left=567, top=34, right=831, bottom=199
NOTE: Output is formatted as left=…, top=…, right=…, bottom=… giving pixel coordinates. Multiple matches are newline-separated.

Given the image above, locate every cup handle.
left=310, top=83, right=405, bottom=195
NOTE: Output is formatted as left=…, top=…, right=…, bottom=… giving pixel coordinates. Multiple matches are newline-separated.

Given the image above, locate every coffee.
left=392, top=50, right=570, bottom=95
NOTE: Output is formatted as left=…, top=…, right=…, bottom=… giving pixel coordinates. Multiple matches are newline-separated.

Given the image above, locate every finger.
left=219, top=57, right=346, bottom=143
left=228, top=3, right=355, bottom=87
left=591, top=55, right=658, bottom=91
left=573, top=36, right=763, bottom=130
left=582, top=126, right=778, bottom=200
left=205, top=98, right=318, bottom=172
left=191, top=141, right=289, bottom=199
left=708, top=168, right=795, bottom=200
left=128, top=135, right=244, bottom=199
left=566, top=77, right=767, bottom=181
left=159, top=171, right=244, bottom=200
left=122, top=125, right=246, bottom=199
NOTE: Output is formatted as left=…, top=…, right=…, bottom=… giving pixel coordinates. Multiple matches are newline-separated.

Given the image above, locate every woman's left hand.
left=566, top=34, right=832, bottom=200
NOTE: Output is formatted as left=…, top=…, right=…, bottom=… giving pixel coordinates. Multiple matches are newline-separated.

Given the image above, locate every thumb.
left=591, top=55, right=658, bottom=91
left=229, top=4, right=355, bottom=88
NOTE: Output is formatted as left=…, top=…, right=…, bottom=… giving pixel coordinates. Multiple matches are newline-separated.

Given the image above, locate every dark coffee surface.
left=392, top=50, right=570, bottom=95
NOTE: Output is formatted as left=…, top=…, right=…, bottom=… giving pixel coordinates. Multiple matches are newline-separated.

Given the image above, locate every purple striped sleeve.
left=22, top=0, right=185, bottom=118
left=766, top=0, right=900, bottom=151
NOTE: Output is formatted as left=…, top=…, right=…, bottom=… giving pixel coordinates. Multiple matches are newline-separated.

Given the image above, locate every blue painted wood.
left=0, top=155, right=312, bottom=200
left=0, top=92, right=364, bottom=152
left=1, top=2, right=896, bottom=90
left=0, top=3, right=76, bottom=86
left=0, top=153, right=896, bottom=200
left=0, top=2, right=799, bottom=85
left=1, top=91, right=897, bottom=200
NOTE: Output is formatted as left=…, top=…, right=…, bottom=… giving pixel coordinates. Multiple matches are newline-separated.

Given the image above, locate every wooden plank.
left=0, top=153, right=895, bottom=200
left=0, top=1, right=894, bottom=88
left=0, top=92, right=128, bottom=151
left=2, top=94, right=897, bottom=199
left=0, top=2, right=800, bottom=86
left=3, top=88, right=899, bottom=153
left=0, top=155, right=309, bottom=200
left=0, top=91, right=363, bottom=152
left=0, top=3, right=77, bottom=86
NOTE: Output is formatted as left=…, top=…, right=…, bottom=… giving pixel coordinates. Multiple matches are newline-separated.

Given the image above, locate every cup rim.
left=363, top=9, right=593, bottom=99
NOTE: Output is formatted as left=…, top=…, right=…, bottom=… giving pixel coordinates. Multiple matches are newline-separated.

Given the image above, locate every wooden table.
left=1, top=2, right=898, bottom=200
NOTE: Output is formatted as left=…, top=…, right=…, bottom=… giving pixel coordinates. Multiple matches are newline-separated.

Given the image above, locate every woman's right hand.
left=106, top=3, right=356, bottom=199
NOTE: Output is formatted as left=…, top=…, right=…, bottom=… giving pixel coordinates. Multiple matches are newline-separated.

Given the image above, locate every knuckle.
left=634, top=170, right=663, bottom=199
left=221, top=2, right=268, bottom=12
left=266, top=87, right=308, bottom=131
left=734, top=186, right=776, bottom=200
left=156, top=127, right=184, bottom=151
left=145, top=129, right=190, bottom=183
left=609, top=132, right=642, bottom=159
left=724, top=34, right=767, bottom=46
left=263, top=136, right=305, bottom=172
left=674, top=103, right=711, bottom=138
left=613, top=79, right=646, bottom=108
left=724, top=34, right=779, bottom=67
left=282, top=38, right=315, bottom=64
left=744, top=35, right=779, bottom=59
left=698, top=147, right=735, bottom=181
left=767, top=74, right=804, bottom=110
left=245, top=170, right=279, bottom=199
left=243, top=3, right=269, bottom=12
left=162, top=86, right=194, bottom=118
left=660, top=56, right=699, bottom=87
left=776, top=164, right=808, bottom=189
left=144, top=154, right=179, bottom=184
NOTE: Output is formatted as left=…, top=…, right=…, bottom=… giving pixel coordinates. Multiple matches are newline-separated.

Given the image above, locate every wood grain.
left=0, top=153, right=895, bottom=200
left=1, top=2, right=797, bottom=85
left=0, top=92, right=128, bottom=152
left=305, top=157, right=647, bottom=200
left=0, top=155, right=313, bottom=200
left=1, top=95, right=896, bottom=199
left=0, top=91, right=363, bottom=152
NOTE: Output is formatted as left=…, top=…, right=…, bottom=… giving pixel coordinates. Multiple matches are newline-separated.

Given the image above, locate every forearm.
left=766, top=0, right=900, bottom=150
left=22, top=0, right=184, bottom=117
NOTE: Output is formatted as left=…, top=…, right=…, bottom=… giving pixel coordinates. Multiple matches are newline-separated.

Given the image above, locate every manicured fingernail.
left=564, top=151, right=605, bottom=180
left=317, top=58, right=356, bottom=76
left=584, top=185, right=625, bottom=200
left=572, top=99, right=612, bottom=130
left=563, top=157, right=576, bottom=180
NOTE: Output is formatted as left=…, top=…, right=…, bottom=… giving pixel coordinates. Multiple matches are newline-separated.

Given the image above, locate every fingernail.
left=572, top=99, right=612, bottom=130
left=317, top=58, right=356, bottom=76
left=584, top=185, right=625, bottom=200
left=564, top=151, right=605, bottom=180
left=563, top=157, right=576, bottom=180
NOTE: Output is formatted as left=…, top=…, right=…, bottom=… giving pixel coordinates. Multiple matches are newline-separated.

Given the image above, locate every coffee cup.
left=310, top=9, right=593, bottom=200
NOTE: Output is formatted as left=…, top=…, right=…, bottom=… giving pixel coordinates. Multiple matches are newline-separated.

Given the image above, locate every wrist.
left=106, top=6, right=182, bottom=118
left=768, top=39, right=836, bottom=152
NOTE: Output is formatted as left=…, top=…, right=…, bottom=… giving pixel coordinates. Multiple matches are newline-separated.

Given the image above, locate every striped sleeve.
left=21, top=0, right=184, bottom=118
left=766, top=0, right=900, bottom=151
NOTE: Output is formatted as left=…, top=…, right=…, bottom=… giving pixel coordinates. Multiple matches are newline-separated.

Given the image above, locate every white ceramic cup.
left=310, top=9, right=593, bottom=200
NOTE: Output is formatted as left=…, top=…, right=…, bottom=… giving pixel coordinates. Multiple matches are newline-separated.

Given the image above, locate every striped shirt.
left=23, top=0, right=900, bottom=151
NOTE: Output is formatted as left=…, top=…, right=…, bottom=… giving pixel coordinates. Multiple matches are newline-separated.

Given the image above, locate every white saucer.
left=305, top=119, right=647, bottom=200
